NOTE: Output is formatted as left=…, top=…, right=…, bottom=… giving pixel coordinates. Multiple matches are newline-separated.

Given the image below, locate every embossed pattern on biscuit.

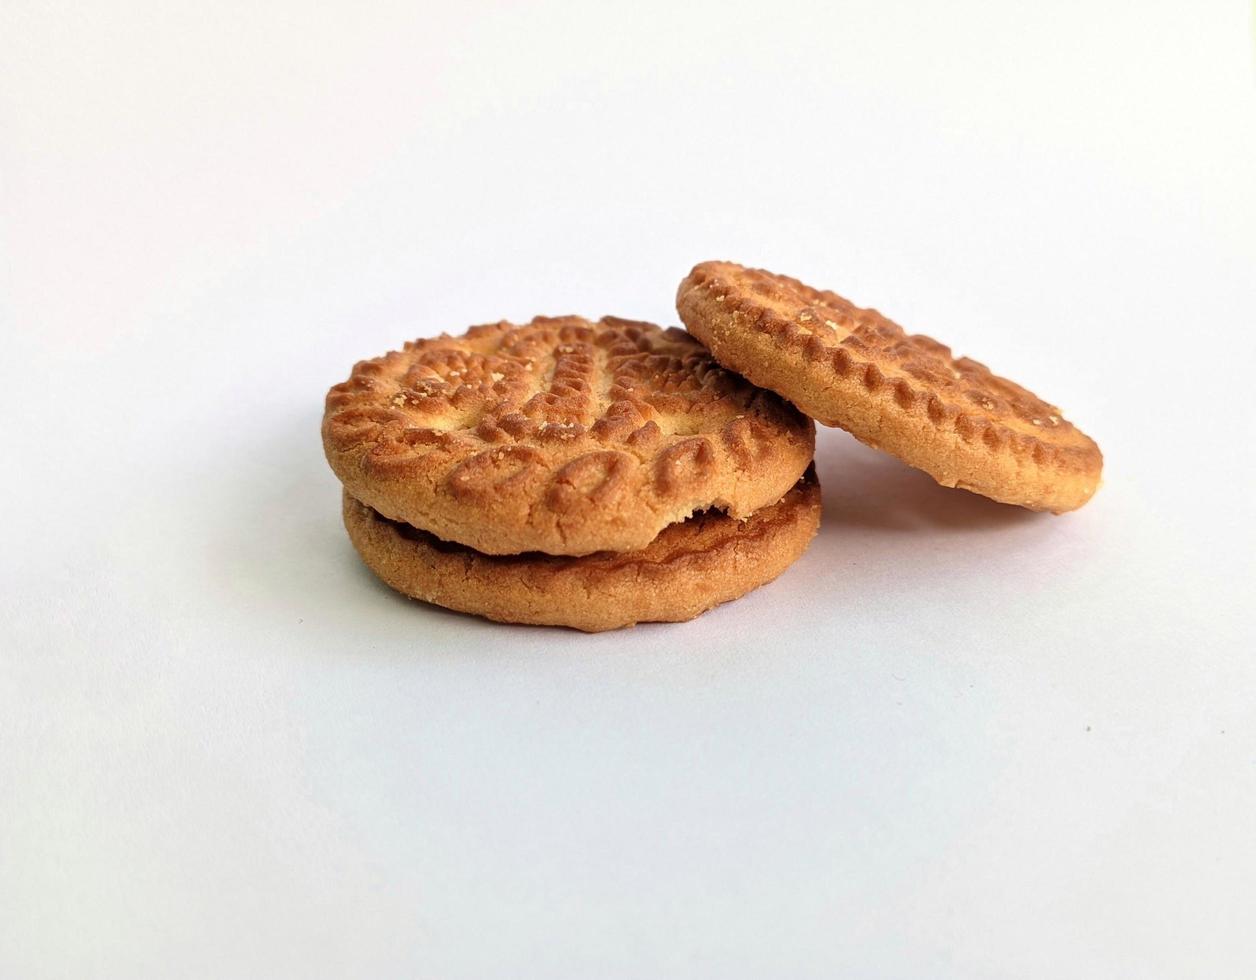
left=677, top=262, right=1102, bottom=512
left=323, top=316, right=815, bottom=555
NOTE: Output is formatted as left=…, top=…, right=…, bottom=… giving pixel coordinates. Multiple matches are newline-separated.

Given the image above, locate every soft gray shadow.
left=203, top=407, right=438, bottom=626
left=815, top=429, right=1044, bottom=532
left=208, top=409, right=638, bottom=640
left=207, top=410, right=1037, bottom=642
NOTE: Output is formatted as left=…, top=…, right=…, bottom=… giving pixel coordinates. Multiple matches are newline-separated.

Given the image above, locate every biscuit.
left=324, top=315, right=815, bottom=555
left=342, top=468, right=821, bottom=632
left=677, top=262, right=1102, bottom=512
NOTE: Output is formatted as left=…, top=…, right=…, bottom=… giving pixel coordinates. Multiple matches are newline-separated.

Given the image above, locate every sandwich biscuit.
left=324, top=316, right=816, bottom=554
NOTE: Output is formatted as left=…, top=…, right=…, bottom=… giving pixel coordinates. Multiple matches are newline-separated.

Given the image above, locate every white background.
left=3, top=1, right=1255, bottom=976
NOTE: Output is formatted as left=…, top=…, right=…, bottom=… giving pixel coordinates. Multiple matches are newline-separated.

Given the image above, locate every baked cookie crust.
left=342, top=469, right=821, bottom=632
left=324, top=316, right=815, bottom=555
left=677, top=262, right=1102, bottom=512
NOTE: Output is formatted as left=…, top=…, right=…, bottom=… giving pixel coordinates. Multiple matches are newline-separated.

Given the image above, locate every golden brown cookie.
left=677, top=262, right=1102, bottom=512
left=342, top=468, right=821, bottom=632
left=324, top=315, right=815, bottom=555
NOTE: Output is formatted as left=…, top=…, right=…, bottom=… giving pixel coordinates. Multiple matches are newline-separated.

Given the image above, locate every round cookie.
left=324, top=315, right=815, bottom=555
left=342, top=468, right=821, bottom=632
left=677, top=262, right=1102, bottom=513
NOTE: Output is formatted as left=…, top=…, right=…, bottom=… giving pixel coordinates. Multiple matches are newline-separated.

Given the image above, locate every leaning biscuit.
left=677, top=261, right=1102, bottom=513
left=324, top=315, right=815, bottom=555
left=342, top=468, right=821, bottom=632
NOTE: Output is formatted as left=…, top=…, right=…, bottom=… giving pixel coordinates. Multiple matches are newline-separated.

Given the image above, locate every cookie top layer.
left=677, top=261, right=1102, bottom=512
left=323, top=315, right=815, bottom=554
left=342, top=468, right=821, bottom=632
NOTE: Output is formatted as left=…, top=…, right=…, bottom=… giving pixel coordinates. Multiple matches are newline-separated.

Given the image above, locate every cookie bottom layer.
left=342, top=468, right=821, bottom=632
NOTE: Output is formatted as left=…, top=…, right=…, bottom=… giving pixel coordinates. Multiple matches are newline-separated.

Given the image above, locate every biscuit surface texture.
left=342, top=469, right=821, bottom=632
left=677, top=262, right=1102, bottom=512
left=323, top=316, right=814, bottom=554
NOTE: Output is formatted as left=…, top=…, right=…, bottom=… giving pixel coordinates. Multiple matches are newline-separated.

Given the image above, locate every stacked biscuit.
left=323, top=263, right=1103, bottom=631
left=323, top=315, right=819, bottom=631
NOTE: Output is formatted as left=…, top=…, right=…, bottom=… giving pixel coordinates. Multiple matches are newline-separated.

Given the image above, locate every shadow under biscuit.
left=203, top=408, right=383, bottom=613
left=218, top=409, right=1036, bottom=638
left=815, top=429, right=1041, bottom=533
